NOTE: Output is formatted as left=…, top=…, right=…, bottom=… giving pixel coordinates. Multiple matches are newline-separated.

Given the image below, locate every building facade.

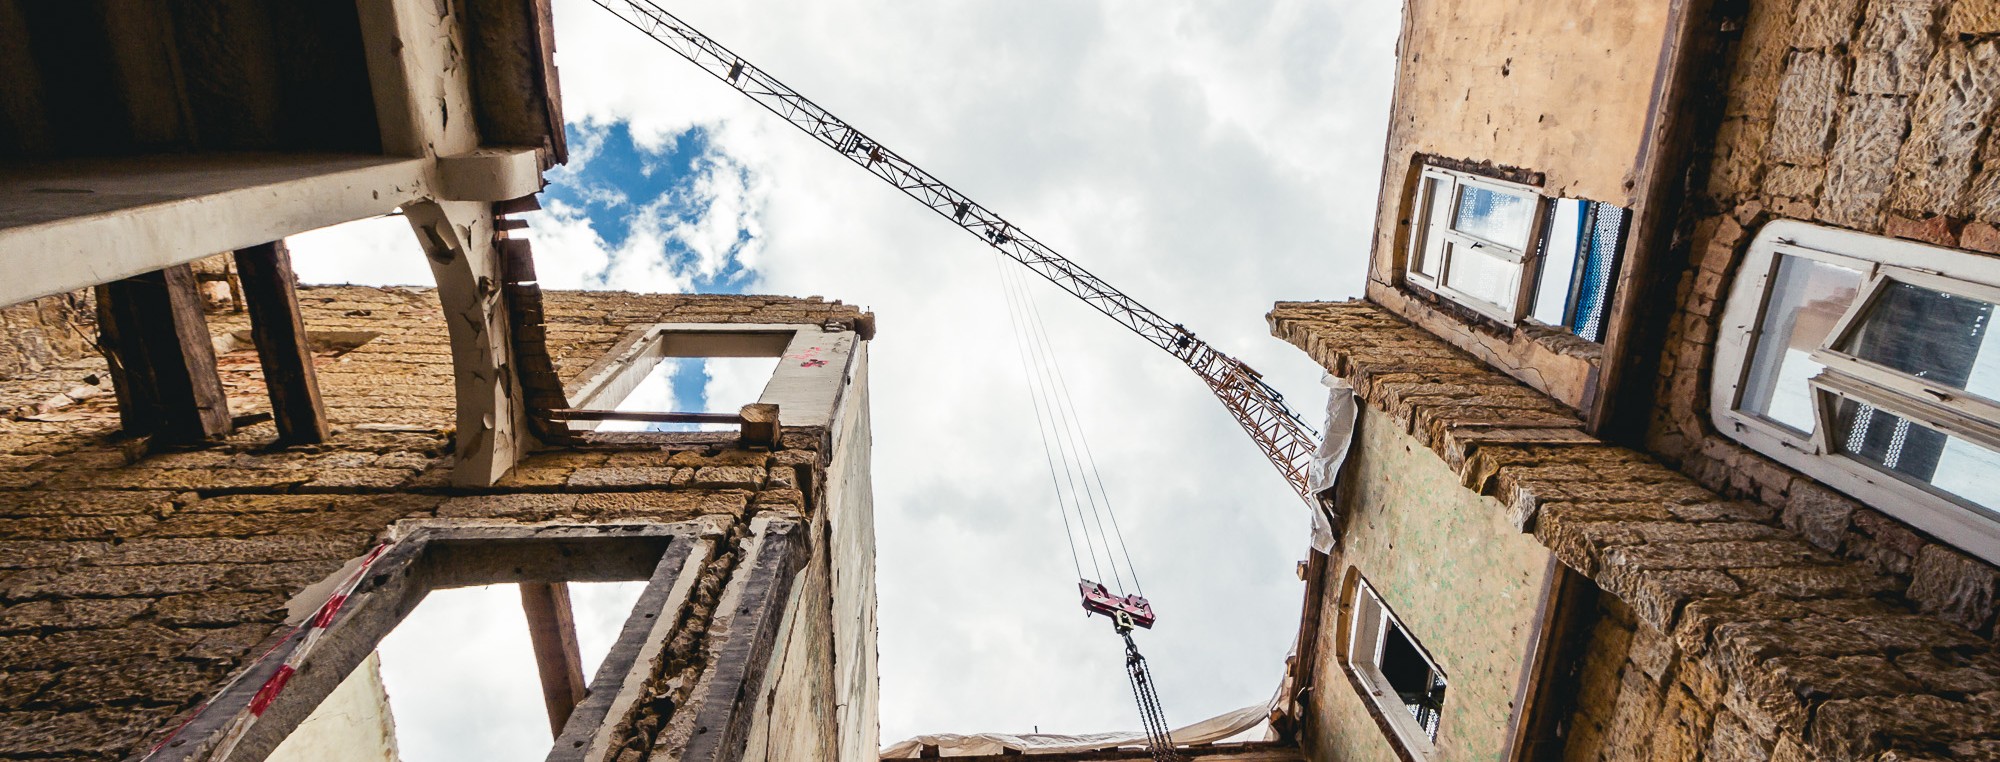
left=1269, top=0, right=2000, bottom=759
left=0, top=2, right=881, bottom=760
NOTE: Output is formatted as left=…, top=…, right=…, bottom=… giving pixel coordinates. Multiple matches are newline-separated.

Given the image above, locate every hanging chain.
left=1120, top=624, right=1183, bottom=762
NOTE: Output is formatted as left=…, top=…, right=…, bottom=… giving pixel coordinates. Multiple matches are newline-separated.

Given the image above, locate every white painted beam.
left=0, top=154, right=428, bottom=307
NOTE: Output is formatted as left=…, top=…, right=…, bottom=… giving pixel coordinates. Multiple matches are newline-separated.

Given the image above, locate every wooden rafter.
left=233, top=241, right=330, bottom=444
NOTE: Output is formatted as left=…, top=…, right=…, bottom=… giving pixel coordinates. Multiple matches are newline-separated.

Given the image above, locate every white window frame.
left=566, top=322, right=856, bottom=431
left=1712, top=220, right=2000, bottom=563
left=1405, top=166, right=1549, bottom=325
left=1343, top=577, right=1444, bottom=758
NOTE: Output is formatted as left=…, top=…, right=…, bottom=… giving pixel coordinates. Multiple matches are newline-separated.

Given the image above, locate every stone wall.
left=0, top=286, right=874, bottom=761
left=0, top=293, right=95, bottom=384
left=1650, top=0, right=2000, bottom=637
left=1272, top=300, right=2000, bottom=760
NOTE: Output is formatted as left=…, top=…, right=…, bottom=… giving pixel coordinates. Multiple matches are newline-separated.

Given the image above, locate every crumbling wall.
left=1272, top=300, right=2000, bottom=760
left=0, top=292, right=96, bottom=383
left=0, top=286, right=874, bottom=761
left=1650, top=0, right=2000, bottom=640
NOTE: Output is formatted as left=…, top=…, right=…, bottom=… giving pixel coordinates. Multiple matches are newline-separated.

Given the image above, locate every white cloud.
left=535, top=0, right=1398, bottom=741
left=288, top=215, right=435, bottom=288
left=307, top=0, right=1398, bottom=750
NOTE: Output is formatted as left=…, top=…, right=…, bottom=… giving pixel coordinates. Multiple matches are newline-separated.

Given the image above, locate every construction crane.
left=587, top=2, right=1328, bottom=758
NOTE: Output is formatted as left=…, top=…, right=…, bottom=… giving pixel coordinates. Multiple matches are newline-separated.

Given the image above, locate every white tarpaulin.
left=1304, top=373, right=1358, bottom=552
left=880, top=702, right=1270, bottom=758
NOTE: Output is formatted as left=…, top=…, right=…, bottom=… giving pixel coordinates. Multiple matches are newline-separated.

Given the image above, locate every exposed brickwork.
left=1653, top=0, right=2000, bottom=631
left=0, top=286, right=867, bottom=760
left=1272, top=300, right=2000, bottom=760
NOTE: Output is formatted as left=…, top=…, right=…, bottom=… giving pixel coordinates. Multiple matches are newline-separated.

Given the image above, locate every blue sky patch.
left=541, top=119, right=763, bottom=418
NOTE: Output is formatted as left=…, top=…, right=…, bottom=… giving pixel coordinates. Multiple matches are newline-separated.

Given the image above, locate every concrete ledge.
left=1270, top=298, right=2000, bottom=760
left=0, top=154, right=429, bottom=307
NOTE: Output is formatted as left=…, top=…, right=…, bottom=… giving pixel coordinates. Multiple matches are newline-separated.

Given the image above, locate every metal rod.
left=548, top=409, right=744, bottom=424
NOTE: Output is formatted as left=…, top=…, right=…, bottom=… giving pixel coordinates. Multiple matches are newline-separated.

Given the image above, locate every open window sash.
left=1809, top=267, right=2000, bottom=432
left=1406, top=166, right=1546, bottom=325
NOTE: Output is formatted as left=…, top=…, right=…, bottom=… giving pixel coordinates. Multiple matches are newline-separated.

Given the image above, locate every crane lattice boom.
left=589, top=0, right=1327, bottom=509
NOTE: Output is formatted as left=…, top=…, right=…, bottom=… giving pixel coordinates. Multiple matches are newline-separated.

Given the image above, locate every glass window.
left=1829, top=396, right=2000, bottom=519
left=1411, top=175, right=1452, bottom=280
left=1443, top=243, right=1523, bottom=313
left=1528, top=199, right=1630, bottom=342
left=1712, top=221, right=2000, bottom=565
left=1739, top=255, right=1864, bottom=433
left=1346, top=579, right=1445, bottom=755
left=1451, top=184, right=1535, bottom=250
left=1403, top=166, right=1546, bottom=324
left=1835, top=281, right=2000, bottom=403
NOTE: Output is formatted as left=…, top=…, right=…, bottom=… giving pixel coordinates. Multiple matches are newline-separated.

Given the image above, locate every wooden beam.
left=95, top=265, right=231, bottom=443
left=233, top=241, right=329, bottom=444
left=520, top=582, right=588, bottom=736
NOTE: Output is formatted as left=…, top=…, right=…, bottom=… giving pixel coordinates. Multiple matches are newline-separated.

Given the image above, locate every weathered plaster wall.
left=1359, top=0, right=1676, bottom=411
left=1272, top=300, right=2000, bottom=760
left=1308, top=405, right=1554, bottom=762
left=1650, top=0, right=2000, bottom=639
left=0, top=286, right=876, bottom=761
left=1387, top=0, right=1674, bottom=206
left=264, top=651, right=399, bottom=762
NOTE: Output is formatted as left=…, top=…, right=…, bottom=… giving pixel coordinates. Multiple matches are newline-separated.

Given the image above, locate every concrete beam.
left=0, top=154, right=427, bottom=307
left=437, top=148, right=546, bottom=202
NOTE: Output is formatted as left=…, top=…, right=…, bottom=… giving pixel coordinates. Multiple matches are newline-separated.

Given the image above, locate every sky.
left=288, top=0, right=1400, bottom=754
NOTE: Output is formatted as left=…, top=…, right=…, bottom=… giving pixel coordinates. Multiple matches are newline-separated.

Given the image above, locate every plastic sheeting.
left=1304, top=374, right=1358, bottom=552
left=880, top=702, right=1270, bottom=758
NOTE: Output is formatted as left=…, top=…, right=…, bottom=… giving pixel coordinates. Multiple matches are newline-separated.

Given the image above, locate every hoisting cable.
left=993, top=253, right=1139, bottom=593
left=990, top=251, right=1093, bottom=583
left=1014, top=261, right=1145, bottom=598
left=990, top=255, right=1179, bottom=761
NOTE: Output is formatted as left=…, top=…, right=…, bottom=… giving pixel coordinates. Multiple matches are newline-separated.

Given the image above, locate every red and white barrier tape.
left=143, top=542, right=392, bottom=760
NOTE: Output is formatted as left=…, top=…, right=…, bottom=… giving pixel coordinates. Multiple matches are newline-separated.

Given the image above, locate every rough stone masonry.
left=0, top=285, right=873, bottom=761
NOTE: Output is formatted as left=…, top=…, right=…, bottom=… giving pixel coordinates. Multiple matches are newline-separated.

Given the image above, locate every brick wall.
left=0, top=286, right=869, bottom=760
left=1652, top=0, right=2000, bottom=637
left=1273, top=300, right=2000, bottom=760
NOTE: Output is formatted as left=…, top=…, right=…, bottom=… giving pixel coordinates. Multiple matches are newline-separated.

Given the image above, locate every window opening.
left=1405, top=166, right=1541, bottom=322
left=147, top=525, right=705, bottom=762
left=1712, top=221, right=2000, bottom=563
left=1406, top=165, right=1629, bottom=339
left=1344, top=576, right=1445, bottom=756
left=1523, top=199, right=1629, bottom=342
left=604, top=356, right=781, bottom=432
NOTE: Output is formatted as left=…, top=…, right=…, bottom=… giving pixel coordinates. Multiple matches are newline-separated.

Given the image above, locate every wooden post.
left=95, top=265, right=231, bottom=443
left=233, top=241, right=330, bottom=444
left=520, top=582, right=589, bottom=735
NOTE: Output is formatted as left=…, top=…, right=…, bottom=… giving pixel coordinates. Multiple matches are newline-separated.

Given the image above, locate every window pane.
left=1529, top=199, right=1582, bottom=325
left=1443, top=243, right=1521, bottom=313
left=1740, top=255, right=1863, bottom=433
left=1832, top=397, right=2000, bottom=518
left=1450, top=183, right=1534, bottom=250
left=1836, top=280, right=2000, bottom=403
left=1412, top=177, right=1451, bottom=279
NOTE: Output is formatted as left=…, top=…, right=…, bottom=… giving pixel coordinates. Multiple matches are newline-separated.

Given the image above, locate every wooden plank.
left=95, top=264, right=231, bottom=443
left=233, top=241, right=330, bottom=444
left=520, top=582, right=589, bottom=735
